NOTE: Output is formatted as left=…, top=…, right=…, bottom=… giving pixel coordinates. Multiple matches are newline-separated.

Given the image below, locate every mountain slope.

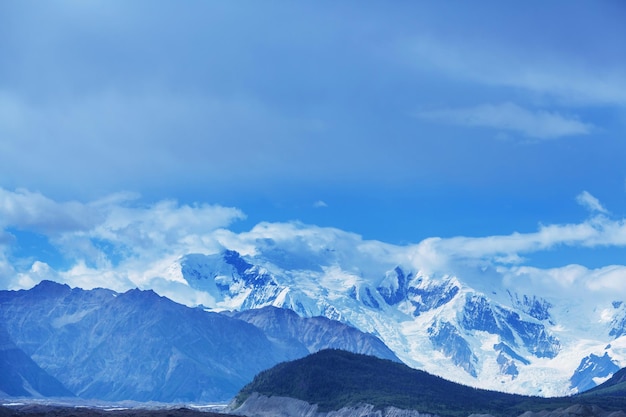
left=0, top=281, right=282, bottom=402
left=233, top=350, right=626, bottom=417
left=170, top=249, right=626, bottom=396
left=0, top=324, right=74, bottom=398
left=228, top=306, right=400, bottom=362
left=0, top=281, right=400, bottom=402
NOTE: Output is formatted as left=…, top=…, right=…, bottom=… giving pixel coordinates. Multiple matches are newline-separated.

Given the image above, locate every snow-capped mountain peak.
left=172, top=249, right=626, bottom=397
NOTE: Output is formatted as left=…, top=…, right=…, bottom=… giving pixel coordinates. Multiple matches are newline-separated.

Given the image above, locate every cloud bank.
left=1, top=188, right=625, bottom=306
left=0, top=188, right=244, bottom=291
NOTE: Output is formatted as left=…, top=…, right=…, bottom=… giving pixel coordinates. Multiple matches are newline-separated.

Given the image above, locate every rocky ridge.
left=0, top=281, right=398, bottom=402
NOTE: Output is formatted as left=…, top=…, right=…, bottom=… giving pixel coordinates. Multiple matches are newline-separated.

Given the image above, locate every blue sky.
left=1, top=1, right=626, bottom=294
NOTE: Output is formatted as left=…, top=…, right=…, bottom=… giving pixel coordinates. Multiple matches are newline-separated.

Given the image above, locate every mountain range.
left=0, top=280, right=398, bottom=402
left=2, top=244, right=626, bottom=402
left=157, top=249, right=626, bottom=396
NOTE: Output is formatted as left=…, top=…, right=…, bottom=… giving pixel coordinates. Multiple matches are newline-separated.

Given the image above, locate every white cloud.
left=0, top=188, right=101, bottom=234
left=90, top=199, right=245, bottom=257
left=59, top=260, right=135, bottom=292
left=223, top=221, right=406, bottom=277
left=409, top=214, right=626, bottom=271
left=15, top=261, right=57, bottom=290
left=417, top=102, right=593, bottom=140
left=190, top=212, right=626, bottom=303
left=60, top=199, right=246, bottom=275
left=313, top=200, right=328, bottom=208
left=0, top=188, right=245, bottom=290
left=502, top=264, right=626, bottom=300
left=0, top=186, right=244, bottom=259
left=397, top=193, right=626, bottom=300
left=408, top=36, right=626, bottom=106
left=576, top=191, right=609, bottom=214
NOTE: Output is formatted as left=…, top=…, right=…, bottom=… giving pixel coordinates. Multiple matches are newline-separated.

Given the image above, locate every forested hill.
left=234, top=349, right=626, bottom=417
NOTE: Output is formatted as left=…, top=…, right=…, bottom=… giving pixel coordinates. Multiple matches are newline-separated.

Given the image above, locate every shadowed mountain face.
left=0, top=281, right=281, bottom=402
left=0, top=324, right=73, bottom=398
left=229, top=306, right=400, bottom=362
left=0, top=281, right=399, bottom=402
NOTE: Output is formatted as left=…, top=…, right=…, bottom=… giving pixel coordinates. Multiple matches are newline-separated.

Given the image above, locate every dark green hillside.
left=235, top=349, right=626, bottom=417
left=235, top=349, right=533, bottom=416
left=582, top=367, right=626, bottom=395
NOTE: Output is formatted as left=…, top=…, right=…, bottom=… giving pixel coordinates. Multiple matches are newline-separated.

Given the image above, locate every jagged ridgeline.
left=234, top=349, right=626, bottom=417
left=0, top=281, right=399, bottom=402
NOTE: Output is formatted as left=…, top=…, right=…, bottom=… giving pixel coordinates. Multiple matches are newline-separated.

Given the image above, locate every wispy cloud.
left=313, top=200, right=328, bottom=208
left=0, top=85, right=348, bottom=200
left=408, top=36, right=626, bottom=106
left=404, top=203, right=626, bottom=300
left=0, top=188, right=101, bottom=234
left=576, top=191, right=609, bottom=214
left=416, top=102, right=593, bottom=140
left=503, top=264, right=626, bottom=299
left=409, top=214, right=626, bottom=271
